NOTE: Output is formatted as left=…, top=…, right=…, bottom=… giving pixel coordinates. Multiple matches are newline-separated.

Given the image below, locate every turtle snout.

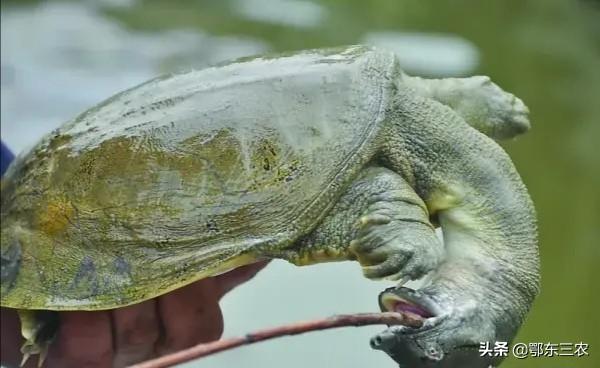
left=370, top=326, right=445, bottom=367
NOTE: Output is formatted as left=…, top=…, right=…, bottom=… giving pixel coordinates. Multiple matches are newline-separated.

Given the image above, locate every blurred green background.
left=1, top=0, right=598, bottom=367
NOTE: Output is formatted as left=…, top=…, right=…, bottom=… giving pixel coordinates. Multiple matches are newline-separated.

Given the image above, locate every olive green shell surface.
left=1, top=46, right=397, bottom=310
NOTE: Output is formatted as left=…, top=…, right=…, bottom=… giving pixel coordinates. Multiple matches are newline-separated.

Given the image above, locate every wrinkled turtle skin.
left=1, top=45, right=538, bottom=367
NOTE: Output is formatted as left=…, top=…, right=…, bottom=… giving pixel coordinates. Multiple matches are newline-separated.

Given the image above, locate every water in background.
left=1, top=1, right=598, bottom=367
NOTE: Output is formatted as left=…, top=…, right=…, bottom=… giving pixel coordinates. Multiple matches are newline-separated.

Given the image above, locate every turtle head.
left=371, top=285, right=507, bottom=368
left=369, top=211, right=537, bottom=368
left=370, top=247, right=539, bottom=368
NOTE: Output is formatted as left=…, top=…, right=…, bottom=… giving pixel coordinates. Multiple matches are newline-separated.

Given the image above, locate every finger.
left=111, top=300, right=160, bottom=367
left=155, top=278, right=224, bottom=355
left=45, top=311, right=112, bottom=368
left=214, top=260, right=270, bottom=298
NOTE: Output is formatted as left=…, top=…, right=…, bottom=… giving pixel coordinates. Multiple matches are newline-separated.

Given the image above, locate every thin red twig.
left=129, top=311, right=422, bottom=368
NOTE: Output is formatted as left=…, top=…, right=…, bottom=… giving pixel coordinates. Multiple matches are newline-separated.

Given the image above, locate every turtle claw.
left=392, top=275, right=410, bottom=286
left=19, top=352, right=30, bottom=368
left=357, top=214, right=392, bottom=227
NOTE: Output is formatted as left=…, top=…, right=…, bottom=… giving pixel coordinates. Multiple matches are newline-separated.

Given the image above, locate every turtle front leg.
left=279, top=166, right=443, bottom=283
left=17, top=309, right=59, bottom=367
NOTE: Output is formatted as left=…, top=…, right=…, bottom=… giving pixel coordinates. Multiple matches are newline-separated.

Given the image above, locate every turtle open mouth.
left=379, top=287, right=436, bottom=320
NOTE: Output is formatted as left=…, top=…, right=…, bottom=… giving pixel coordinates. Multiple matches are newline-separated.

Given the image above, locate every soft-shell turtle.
left=1, top=46, right=538, bottom=367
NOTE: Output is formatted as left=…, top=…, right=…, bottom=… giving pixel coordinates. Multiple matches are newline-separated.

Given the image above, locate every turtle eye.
left=424, top=343, right=444, bottom=361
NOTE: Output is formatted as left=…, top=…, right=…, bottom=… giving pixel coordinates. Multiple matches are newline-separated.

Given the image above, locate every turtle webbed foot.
left=349, top=192, right=443, bottom=282
left=18, top=310, right=59, bottom=367
left=20, top=339, right=50, bottom=368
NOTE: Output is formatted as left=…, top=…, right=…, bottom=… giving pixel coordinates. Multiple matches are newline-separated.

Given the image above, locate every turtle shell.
left=0, top=46, right=397, bottom=310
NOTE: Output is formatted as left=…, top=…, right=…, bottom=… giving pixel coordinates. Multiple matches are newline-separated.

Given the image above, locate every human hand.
left=1, top=261, right=269, bottom=368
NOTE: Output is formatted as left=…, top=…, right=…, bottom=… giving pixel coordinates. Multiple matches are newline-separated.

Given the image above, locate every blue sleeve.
left=1, top=140, right=15, bottom=177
